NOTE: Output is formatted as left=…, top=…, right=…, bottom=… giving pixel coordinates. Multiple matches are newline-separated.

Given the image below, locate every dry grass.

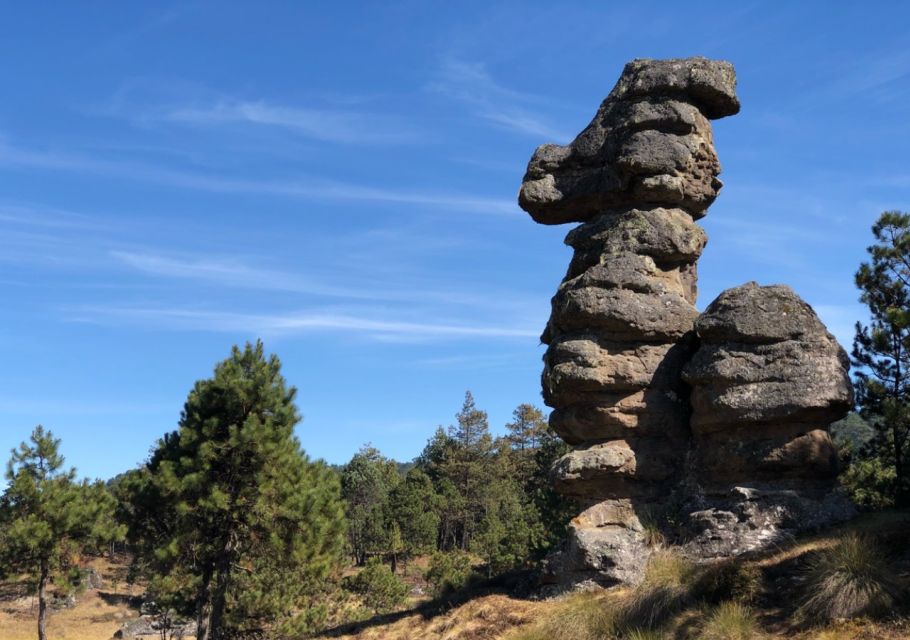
left=2, top=511, right=908, bottom=640
left=698, top=601, right=763, bottom=640
left=505, top=589, right=622, bottom=640
left=614, top=549, right=698, bottom=632
left=325, top=593, right=540, bottom=640
left=0, top=557, right=141, bottom=640
left=0, top=587, right=137, bottom=640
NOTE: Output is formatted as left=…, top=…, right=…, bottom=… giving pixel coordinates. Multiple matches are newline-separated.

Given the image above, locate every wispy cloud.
left=0, top=140, right=517, bottom=214
left=110, top=249, right=531, bottom=308
left=0, top=202, right=100, bottom=229
left=164, top=100, right=424, bottom=145
left=67, top=305, right=539, bottom=341
left=430, top=59, right=571, bottom=142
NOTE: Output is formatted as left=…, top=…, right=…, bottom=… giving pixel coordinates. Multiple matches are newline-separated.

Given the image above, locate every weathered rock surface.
left=679, top=283, right=855, bottom=557
left=519, top=57, right=739, bottom=226
left=523, top=57, right=739, bottom=587
left=113, top=616, right=196, bottom=639
left=521, top=57, right=855, bottom=588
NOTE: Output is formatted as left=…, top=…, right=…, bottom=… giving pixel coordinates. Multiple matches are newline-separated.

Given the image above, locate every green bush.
left=839, top=456, right=896, bottom=510
left=795, top=533, right=905, bottom=625
left=425, top=551, right=475, bottom=597
left=343, top=558, right=408, bottom=614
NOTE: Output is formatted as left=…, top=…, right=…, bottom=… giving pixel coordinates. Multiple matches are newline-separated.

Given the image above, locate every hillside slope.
left=317, top=510, right=910, bottom=640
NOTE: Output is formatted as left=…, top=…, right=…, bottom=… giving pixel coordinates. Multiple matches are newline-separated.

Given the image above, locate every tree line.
left=0, top=344, right=570, bottom=640
left=339, top=393, right=573, bottom=577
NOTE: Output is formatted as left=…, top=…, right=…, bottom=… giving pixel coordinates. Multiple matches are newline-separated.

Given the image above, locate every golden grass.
left=321, top=594, right=541, bottom=640
left=697, top=601, right=764, bottom=640
left=0, top=557, right=141, bottom=640
left=0, top=588, right=136, bottom=640
left=504, top=589, right=623, bottom=640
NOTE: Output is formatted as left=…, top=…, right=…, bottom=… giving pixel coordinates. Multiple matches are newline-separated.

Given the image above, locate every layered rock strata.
left=679, top=283, right=854, bottom=557
left=520, top=58, right=853, bottom=587
left=521, top=57, right=740, bottom=586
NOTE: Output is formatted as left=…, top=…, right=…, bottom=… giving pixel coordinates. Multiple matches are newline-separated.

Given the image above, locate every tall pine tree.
left=853, top=211, right=910, bottom=506
left=0, top=427, right=120, bottom=640
left=138, top=341, right=346, bottom=639
left=443, top=392, right=494, bottom=550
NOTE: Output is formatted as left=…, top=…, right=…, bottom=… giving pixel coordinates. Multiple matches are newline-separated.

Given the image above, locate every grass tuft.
left=692, top=560, right=763, bottom=605
left=795, top=532, right=905, bottom=625
left=506, top=590, right=616, bottom=640
left=698, top=601, right=763, bottom=640
left=623, top=629, right=664, bottom=640
left=615, top=550, right=697, bottom=632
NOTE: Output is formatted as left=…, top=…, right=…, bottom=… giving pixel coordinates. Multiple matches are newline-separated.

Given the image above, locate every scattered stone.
left=113, top=615, right=197, bottom=639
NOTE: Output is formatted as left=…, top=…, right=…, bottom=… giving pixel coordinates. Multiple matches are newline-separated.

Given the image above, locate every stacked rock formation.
left=519, top=57, right=853, bottom=587
left=680, top=283, right=854, bottom=557
left=521, top=57, right=739, bottom=585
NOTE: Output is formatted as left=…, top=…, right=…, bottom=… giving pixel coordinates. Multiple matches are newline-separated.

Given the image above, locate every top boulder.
left=610, top=57, right=740, bottom=120
left=518, top=57, right=739, bottom=226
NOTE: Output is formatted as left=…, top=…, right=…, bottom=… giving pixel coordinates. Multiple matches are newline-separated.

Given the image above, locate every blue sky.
left=1, top=1, right=909, bottom=481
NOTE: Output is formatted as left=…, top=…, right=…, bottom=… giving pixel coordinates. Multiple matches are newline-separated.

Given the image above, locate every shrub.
left=616, top=550, right=697, bottom=632
left=839, top=456, right=896, bottom=510
left=698, top=601, right=763, bottom=640
left=795, top=533, right=905, bottom=625
left=425, top=551, right=476, bottom=597
left=343, top=558, right=408, bottom=614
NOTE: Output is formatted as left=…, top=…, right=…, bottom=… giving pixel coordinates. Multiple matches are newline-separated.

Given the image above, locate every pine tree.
left=443, top=392, right=494, bottom=550
left=0, top=426, right=120, bottom=640
left=413, top=427, right=461, bottom=550
left=505, top=403, right=549, bottom=453
left=137, top=341, right=346, bottom=639
left=340, top=445, right=400, bottom=566
left=853, top=211, right=910, bottom=506
left=389, top=468, right=440, bottom=559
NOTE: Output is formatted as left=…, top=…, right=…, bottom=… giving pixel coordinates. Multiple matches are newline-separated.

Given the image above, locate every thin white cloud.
left=111, top=250, right=382, bottom=299
left=430, top=59, right=572, bottom=142
left=165, top=100, right=423, bottom=145
left=67, top=305, right=539, bottom=341
left=0, top=202, right=99, bottom=229
left=0, top=140, right=517, bottom=214
left=110, top=249, right=532, bottom=308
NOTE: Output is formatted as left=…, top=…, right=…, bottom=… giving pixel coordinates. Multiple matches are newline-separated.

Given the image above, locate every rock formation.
left=680, top=283, right=854, bottom=558
left=519, top=57, right=853, bottom=587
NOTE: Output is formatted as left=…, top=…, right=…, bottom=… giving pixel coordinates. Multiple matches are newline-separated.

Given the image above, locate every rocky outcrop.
left=523, top=57, right=739, bottom=586
left=679, top=283, right=854, bottom=557
left=519, top=57, right=738, bottom=226
left=520, top=58, right=853, bottom=587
